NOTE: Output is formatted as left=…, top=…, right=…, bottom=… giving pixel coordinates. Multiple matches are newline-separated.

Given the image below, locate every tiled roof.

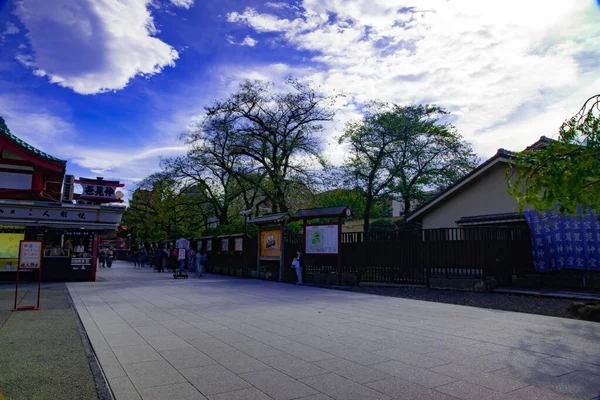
left=0, top=116, right=67, bottom=164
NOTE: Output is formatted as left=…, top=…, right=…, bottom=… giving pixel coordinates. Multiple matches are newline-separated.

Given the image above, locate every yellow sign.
left=0, top=232, right=24, bottom=259
left=260, top=229, right=282, bottom=258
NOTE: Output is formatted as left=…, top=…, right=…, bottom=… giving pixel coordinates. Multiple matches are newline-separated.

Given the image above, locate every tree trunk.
left=363, top=196, right=373, bottom=237
left=403, top=196, right=412, bottom=221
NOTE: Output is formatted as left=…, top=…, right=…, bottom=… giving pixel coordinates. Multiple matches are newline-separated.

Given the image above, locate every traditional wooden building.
left=0, top=117, right=125, bottom=281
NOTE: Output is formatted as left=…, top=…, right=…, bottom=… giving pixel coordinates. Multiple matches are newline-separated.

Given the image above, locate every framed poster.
left=221, top=239, right=229, bottom=251
left=206, top=240, right=212, bottom=252
left=305, top=225, right=339, bottom=254
left=234, top=238, right=243, bottom=251
left=18, top=240, right=43, bottom=269
left=260, top=229, right=281, bottom=259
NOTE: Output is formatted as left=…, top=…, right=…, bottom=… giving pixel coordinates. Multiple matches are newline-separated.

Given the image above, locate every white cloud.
left=241, top=35, right=258, bottom=47
left=14, top=0, right=180, bottom=94
left=227, top=34, right=259, bottom=47
left=2, top=22, right=19, bottom=37
left=226, top=0, right=600, bottom=160
left=169, top=0, right=194, bottom=9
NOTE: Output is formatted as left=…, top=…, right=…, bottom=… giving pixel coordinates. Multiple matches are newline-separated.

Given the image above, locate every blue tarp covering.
left=524, top=209, right=600, bottom=272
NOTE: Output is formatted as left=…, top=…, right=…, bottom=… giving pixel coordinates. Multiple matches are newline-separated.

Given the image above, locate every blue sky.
left=1, top=0, right=599, bottom=196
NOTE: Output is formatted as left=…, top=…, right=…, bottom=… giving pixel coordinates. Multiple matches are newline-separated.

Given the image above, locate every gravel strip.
left=328, top=285, right=583, bottom=320
left=0, top=284, right=108, bottom=399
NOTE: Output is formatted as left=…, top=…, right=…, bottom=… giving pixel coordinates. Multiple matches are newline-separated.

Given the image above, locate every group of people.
left=98, top=247, right=115, bottom=268
left=129, top=245, right=208, bottom=276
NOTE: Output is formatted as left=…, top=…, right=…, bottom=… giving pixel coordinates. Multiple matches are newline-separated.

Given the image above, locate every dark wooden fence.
left=202, top=227, right=534, bottom=287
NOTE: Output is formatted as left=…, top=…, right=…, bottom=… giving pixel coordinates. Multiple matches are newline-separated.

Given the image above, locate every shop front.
left=0, top=116, right=125, bottom=282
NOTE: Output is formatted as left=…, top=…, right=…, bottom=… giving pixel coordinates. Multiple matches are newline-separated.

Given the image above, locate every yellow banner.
left=260, top=229, right=282, bottom=258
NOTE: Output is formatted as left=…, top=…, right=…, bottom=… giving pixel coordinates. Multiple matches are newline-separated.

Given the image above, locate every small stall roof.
left=291, top=206, right=350, bottom=220
left=196, top=235, right=215, bottom=240
left=248, top=212, right=289, bottom=225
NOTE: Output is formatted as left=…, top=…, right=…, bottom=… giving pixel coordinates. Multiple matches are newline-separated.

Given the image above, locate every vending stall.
left=0, top=117, right=125, bottom=282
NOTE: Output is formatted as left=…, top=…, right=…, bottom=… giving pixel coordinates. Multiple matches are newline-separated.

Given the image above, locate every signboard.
left=234, top=238, right=243, bottom=251
left=206, top=240, right=212, bottom=252
left=18, top=240, right=43, bottom=269
left=74, top=177, right=125, bottom=203
left=176, top=238, right=190, bottom=250
left=260, top=229, right=282, bottom=259
left=0, top=204, right=123, bottom=224
left=178, top=249, right=186, bottom=260
left=305, top=225, right=339, bottom=254
left=221, top=239, right=229, bottom=251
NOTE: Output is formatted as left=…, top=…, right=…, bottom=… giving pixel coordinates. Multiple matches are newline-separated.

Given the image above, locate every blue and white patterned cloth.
left=524, top=208, right=600, bottom=272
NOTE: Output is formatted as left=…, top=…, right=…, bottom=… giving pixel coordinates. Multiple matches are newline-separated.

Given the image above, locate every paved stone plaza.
left=67, top=262, right=600, bottom=400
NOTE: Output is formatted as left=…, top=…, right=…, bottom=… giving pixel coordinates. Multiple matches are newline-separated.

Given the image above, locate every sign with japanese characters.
left=74, top=178, right=125, bottom=203
left=18, top=240, right=42, bottom=269
left=221, top=239, right=229, bottom=251
left=0, top=205, right=122, bottom=224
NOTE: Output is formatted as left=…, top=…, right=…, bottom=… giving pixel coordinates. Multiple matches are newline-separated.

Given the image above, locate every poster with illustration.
left=305, top=225, right=338, bottom=254
left=260, top=229, right=281, bottom=259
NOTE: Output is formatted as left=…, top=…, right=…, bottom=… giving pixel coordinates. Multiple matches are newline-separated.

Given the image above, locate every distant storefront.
left=0, top=117, right=125, bottom=281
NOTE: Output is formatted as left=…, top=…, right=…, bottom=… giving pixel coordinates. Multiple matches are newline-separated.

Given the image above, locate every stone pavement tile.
left=138, top=382, right=207, bottom=400
left=99, top=323, right=137, bottom=335
left=105, top=332, right=148, bottom=347
left=112, top=343, right=163, bottom=364
left=231, top=340, right=286, bottom=358
left=124, top=316, right=161, bottom=328
left=426, top=350, right=507, bottom=372
left=274, top=342, right=337, bottom=362
left=288, top=333, right=338, bottom=350
left=134, top=325, right=173, bottom=338
left=259, top=354, right=328, bottom=379
left=159, top=318, right=195, bottom=330
left=103, top=362, right=128, bottom=379
left=374, top=348, right=450, bottom=368
left=169, top=326, right=213, bottom=341
left=208, top=328, right=253, bottom=344
left=208, top=387, right=271, bottom=400
left=123, top=360, right=186, bottom=389
left=320, top=343, right=390, bottom=366
left=144, top=334, right=193, bottom=351
left=314, top=357, right=390, bottom=384
left=503, top=385, right=576, bottom=400
left=543, top=356, right=600, bottom=376
left=209, top=350, right=271, bottom=374
left=434, top=380, right=504, bottom=400
left=295, top=395, right=333, bottom=400
left=180, top=364, right=252, bottom=395
left=246, top=330, right=298, bottom=346
left=188, top=337, right=237, bottom=355
left=332, top=335, right=390, bottom=352
left=366, top=377, right=458, bottom=400
left=301, top=373, right=390, bottom=400
left=109, top=376, right=142, bottom=400
left=371, top=361, right=457, bottom=388
left=430, top=363, right=528, bottom=393
left=539, top=371, right=600, bottom=399
left=241, top=368, right=319, bottom=400
left=190, top=319, right=229, bottom=332
left=261, top=323, right=302, bottom=337
left=159, top=347, right=215, bottom=370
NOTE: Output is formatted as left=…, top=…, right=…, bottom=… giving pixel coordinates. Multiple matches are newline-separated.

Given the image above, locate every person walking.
left=139, top=246, right=148, bottom=268
left=187, top=249, right=196, bottom=272
left=98, top=248, right=106, bottom=268
left=133, top=246, right=140, bottom=269
left=197, top=249, right=207, bottom=277
left=107, top=247, right=114, bottom=268
left=292, top=250, right=303, bottom=285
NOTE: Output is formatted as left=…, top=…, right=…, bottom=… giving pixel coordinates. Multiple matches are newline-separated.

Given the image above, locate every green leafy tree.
left=507, top=94, right=600, bottom=214
left=340, top=103, right=478, bottom=233
left=122, top=173, right=204, bottom=242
